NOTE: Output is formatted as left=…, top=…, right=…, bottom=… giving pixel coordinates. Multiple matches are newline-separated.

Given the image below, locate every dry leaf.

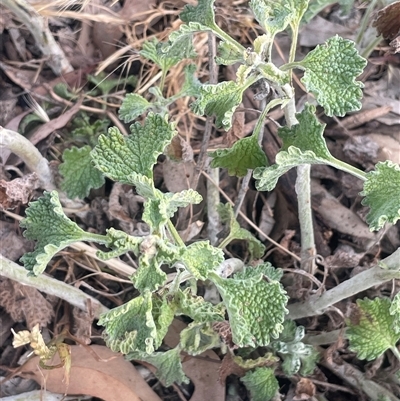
left=373, top=1, right=400, bottom=42
left=0, top=279, right=54, bottom=329
left=294, top=378, right=316, bottom=400
left=21, top=345, right=162, bottom=401
left=0, top=173, right=40, bottom=210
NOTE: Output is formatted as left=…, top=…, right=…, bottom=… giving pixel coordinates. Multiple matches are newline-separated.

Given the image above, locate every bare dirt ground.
left=0, top=1, right=399, bottom=400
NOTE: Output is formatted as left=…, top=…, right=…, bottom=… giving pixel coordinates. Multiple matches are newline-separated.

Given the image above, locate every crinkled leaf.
left=91, top=113, right=176, bottom=181
left=20, top=191, right=90, bottom=276
left=254, top=146, right=327, bottom=191
left=152, top=295, right=176, bottom=346
left=271, top=321, right=319, bottom=376
left=361, top=161, right=400, bottom=231
left=217, top=203, right=266, bottom=259
left=142, top=188, right=202, bottom=230
left=390, top=293, right=400, bottom=334
left=173, top=288, right=226, bottom=322
left=298, top=35, right=367, bottom=116
left=216, top=41, right=244, bottom=65
left=97, top=228, right=142, bottom=260
left=161, top=33, right=197, bottom=61
left=132, top=237, right=180, bottom=292
left=99, top=292, right=174, bottom=354
left=279, top=104, right=330, bottom=159
left=180, top=322, right=221, bottom=355
left=71, top=114, right=109, bottom=146
left=191, top=81, right=249, bottom=131
left=210, top=264, right=288, bottom=347
left=249, top=0, right=309, bottom=37
left=181, top=241, right=224, bottom=280
left=347, top=298, right=400, bottom=360
left=127, top=348, right=189, bottom=386
left=240, top=367, right=279, bottom=401
left=59, top=145, right=105, bottom=199
left=180, top=63, right=202, bottom=97
left=140, top=38, right=181, bottom=71
left=210, top=136, right=268, bottom=176
left=118, top=94, right=152, bottom=123
left=180, top=0, right=217, bottom=28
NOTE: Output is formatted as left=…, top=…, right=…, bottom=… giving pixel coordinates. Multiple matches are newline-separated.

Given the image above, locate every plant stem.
left=296, top=164, right=316, bottom=273
left=288, top=247, right=400, bottom=319
left=2, top=0, right=73, bottom=75
left=0, top=255, right=109, bottom=318
left=355, top=0, right=378, bottom=46
left=391, top=345, right=400, bottom=364
left=0, top=126, right=55, bottom=190
left=205, top=32, right=221, bottom=246
left=167, top=219, right=185, bottom=248
left=329, top=158, right=367, bottom=181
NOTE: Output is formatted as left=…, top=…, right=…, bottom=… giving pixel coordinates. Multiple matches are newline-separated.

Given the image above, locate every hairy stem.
left=288, top=247, right=400, bottom=319
left=0, top=126, right=55, bottom=190
left=167, top=219, right=185, bottom=248
left=0, top=255, right=109, bottom=318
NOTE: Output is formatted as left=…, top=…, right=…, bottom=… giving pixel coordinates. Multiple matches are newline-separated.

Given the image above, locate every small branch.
left=0, top=126, right=55, bottom=190
left=3, top=0, right=73, bottom=75
left=321, top=350, right=400, bottom=401
left=0, top=255, right=109, bottom=318
left=288, top=247, right=400, bottom=319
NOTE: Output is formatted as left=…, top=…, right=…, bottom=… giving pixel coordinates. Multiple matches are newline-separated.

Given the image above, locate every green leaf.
left=92, top=113, right=177, bottom=181
left=249, top=0, right=309, bottom=37
left=180, top=63, right=202, bottom=97
left=210, top=135, right=268, bottom=176
left=142, top=188, right=202, bottom=230
left=161, top=33, right=197, bottom=61
left=254, top=147, right=320, bottom=191
left=210, top=264, right=288, bottom=347
left=180, top=241, right=224, bottom=280
left=361, top=161, right=400, bottom=231
left=132, top=237, right=180, bottom=292
left=173, top=288, right=226, bottom=323
left=59, top=145, right=105, bottom=199
left=71, top=115, right=110, bottom=146
left=297, top=35, right=367, bottom=116
left=240, top=367, right=279, bottom=401
left=271, top=321, right=319, bottom=376
left=217, top=203, right=266, bottom=259
left=180, top=0, right=217, bottom=28
left=216, top=41, right=244, bottom=65
left=180, top=322, right=221, bottom=355
left=279, top=104, right=329, bottom=158
left=127, top=348, right=189, bottom=386
left=140, top=38, right=181, bottom=72
left=97, top=228, right=142, bottom=260
left=20, top=191, right=91, bottom=276
left=253, top=105, right=332, bottom=191
left=99, top=292, right=174, bottom=354
left=347, top=298, right=400, bottom=360
left=191, top=80, right=250, bottom=131
left=390, top=293, right=400, bottom=334
left=118, top=94, right=152, bottom=123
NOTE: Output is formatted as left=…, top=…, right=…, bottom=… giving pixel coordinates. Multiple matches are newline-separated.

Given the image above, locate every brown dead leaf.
left=0, top=221, right=31, bottom=261
left=21, top=345, right=162, bottom=401
left=0, top=173, right=40, bottom=210
left=218, top=352, right=246, bottom=385
left=29, top=100, right=82, bottom=145
left=0, top=279, right=54, bottom=329
left=294, top=378, right=316, bottom=400
left=373, top=1, right=400, bottom=42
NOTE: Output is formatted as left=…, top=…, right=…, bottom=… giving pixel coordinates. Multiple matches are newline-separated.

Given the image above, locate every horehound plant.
left=9, top=1, right=400, bottom=399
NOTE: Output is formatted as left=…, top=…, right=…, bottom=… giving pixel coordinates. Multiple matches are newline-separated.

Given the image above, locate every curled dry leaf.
left=294, top=378, right=316, bottom=400
left=0, top=173, right=40, bottom=210
left=21, top=345, right=162, bottom=401
left=372, top=1, right=400, bottom=53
